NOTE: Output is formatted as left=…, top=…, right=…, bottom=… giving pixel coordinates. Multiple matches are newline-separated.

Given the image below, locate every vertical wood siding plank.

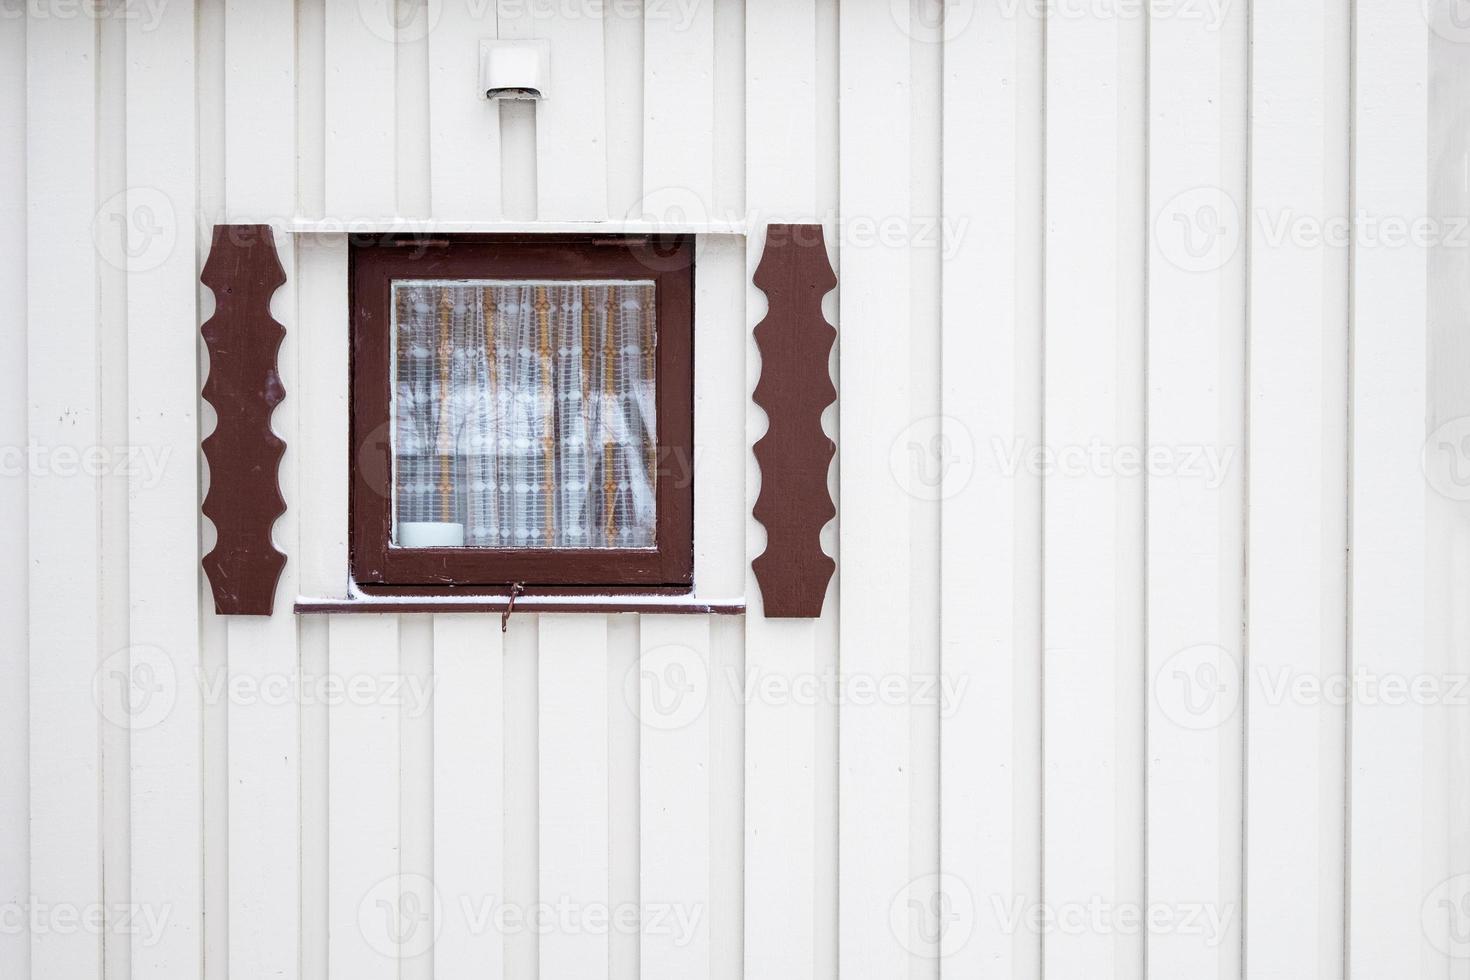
left=707, top=616, right=746, bottom=980
left=225, top=0, right=297, bottom=219
left=1349, top=3, right=1437, bottom=975
left=432, top=614, right=505, bottom=980
left=1043, top=3, right=1148, bottom=978
left=429, top=0, right=502, bottom=219
left=325, top=0, right=397, bottom=218
left=501, top=618, right=539, bottom=980
left=1245, top=0, right=1351, bottom=975
left=298, top=0, right=328, bottom=219
left=328, top=614, right=402, bottom=980
left=97, top=20, right=130, bottom=980
left=741, top=604, right=821, bottom=980
left=837, top=4, right=911, bottom=978
left=125, top=3, right=204, bottom=978
left=939, top=0, right=1045, bottom=976
left=538, top=614, right=611, bottom=980
left=1426, top=19, right=1470, bottom=980
left=394, top=0, right=432, bottom=220
left=1146, top=3, right=1248, bottom=977
left=743, top=3, right=822, bottom=979
left=907, top=13, right=944, bottom=975
left=606, top=616, right=640, bottom=980
left=529, top=0, right=607, bottom=219
left=711, top=0, right=745, bottom=221
left=398, top=618, right=435, bottom=980
left=299, top=616, right=332, bottom=980
left=222, top=6, right=301, bottom=979
left=603, top=0, right=643, bottom=221
left=26, top=15, right=101, bottom=979
left=639, top=615, right=713, bottom=980
left=642, top=0, right=715, bottom=218
left=222, top=593, right=304, bottom=980
left=0, top=15, right=28, bottom=979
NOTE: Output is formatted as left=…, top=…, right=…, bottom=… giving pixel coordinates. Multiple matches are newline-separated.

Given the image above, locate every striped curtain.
left=391, top=279, right=658, bottom=549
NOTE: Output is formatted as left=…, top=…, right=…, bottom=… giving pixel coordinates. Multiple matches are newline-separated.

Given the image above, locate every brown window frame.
left=349, top=234, right=695, bottom=594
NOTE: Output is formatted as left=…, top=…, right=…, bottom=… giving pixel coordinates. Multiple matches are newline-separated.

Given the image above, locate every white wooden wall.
left=2, top=2, right=1469, bottom=979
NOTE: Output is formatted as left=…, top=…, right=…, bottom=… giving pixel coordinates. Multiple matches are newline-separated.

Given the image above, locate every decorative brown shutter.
left=751, top=223, right=838, bottom=618
left=200, top=224, right=288, bottom=615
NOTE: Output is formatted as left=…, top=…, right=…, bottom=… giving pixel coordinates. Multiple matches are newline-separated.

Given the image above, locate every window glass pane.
left=390, top=279, right=658, bottom=550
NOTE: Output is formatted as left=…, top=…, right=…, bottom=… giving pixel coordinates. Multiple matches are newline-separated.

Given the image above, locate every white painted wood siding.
left=1, top=3, right=1466, bottom=979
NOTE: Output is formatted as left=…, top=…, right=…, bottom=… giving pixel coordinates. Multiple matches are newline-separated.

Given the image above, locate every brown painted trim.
left=751, top=224, right=838, bottom=618
left=352, top=581, right=695, bottom=597
left=200, top=224, right=289, bottom=616
left=293, top=596, right=746, bottom=616
left=349, top=235, right=695, bottom=590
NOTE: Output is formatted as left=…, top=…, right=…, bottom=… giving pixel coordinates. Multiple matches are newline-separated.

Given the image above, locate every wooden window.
left=350, top=236, right=694, bottom=593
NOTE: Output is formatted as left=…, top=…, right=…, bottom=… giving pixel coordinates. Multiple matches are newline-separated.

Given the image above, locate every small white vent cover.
left=479, top=39, right=551, bottom=101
